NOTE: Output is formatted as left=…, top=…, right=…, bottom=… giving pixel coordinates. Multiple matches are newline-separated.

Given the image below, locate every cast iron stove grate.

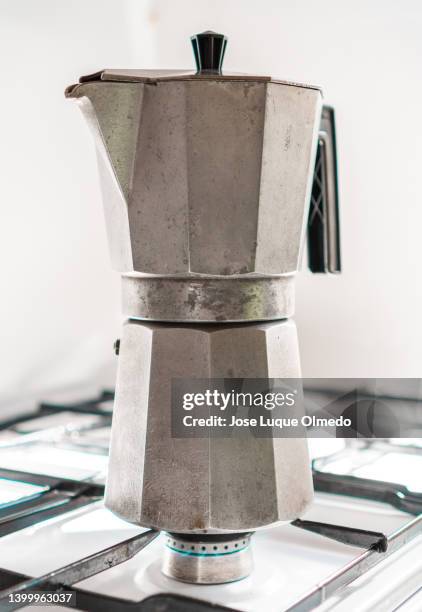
left=0, top=394, right=420, bottom=611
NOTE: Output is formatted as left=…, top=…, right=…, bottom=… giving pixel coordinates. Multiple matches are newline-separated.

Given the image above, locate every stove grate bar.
left=39, top=390, right=114, bottom=416
left=285, top=513, right=422, bottom=612
left=0, top=495, right=100, bottom=538
left=291, top=519, right=387, bottom=552
left=0, top=468, right=104, bottom=537
left=0, top=529, right=158, bottom=611
left=0, top=390, right=114, bottom=431
left=313, top=469, right=422, bottom=515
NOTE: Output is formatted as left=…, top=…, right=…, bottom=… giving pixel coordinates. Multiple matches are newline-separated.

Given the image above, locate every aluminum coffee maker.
left=66, top=31, right=341, bottom=584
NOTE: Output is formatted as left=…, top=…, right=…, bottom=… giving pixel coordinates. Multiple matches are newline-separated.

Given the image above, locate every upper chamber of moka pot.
left=65, top=31, right=322, bottom=280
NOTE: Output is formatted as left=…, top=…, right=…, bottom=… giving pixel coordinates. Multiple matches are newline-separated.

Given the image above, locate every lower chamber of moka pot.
left=162, top=532, right=254, bottom=584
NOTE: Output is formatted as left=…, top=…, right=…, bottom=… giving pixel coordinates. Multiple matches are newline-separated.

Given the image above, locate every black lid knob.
left=191, top=31, right=227, bottom=74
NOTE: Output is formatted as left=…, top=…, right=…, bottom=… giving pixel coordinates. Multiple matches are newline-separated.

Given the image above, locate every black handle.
left=307, top=105, right=341, bottom=273
left=191, top=31, right=227, bottom=74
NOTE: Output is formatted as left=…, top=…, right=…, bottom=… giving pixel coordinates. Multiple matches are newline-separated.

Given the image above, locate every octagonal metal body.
left=68, top=79, right=321, bottom=276
left=105, top=319, right=313, bottom=532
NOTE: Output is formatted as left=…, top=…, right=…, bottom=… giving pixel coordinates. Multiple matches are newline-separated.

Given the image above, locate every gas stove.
left=0, top=390, right=420, bottom=611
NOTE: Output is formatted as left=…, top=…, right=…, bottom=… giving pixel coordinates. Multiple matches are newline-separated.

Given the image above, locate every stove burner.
left=162, top=532, right=253, bottom=584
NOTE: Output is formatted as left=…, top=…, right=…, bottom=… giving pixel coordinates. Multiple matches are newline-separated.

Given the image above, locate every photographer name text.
left=180, top=390, right=351, bottom=429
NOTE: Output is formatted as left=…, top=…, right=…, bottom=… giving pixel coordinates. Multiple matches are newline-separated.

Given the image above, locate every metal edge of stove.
left=60, top=591, right=236, bottom=612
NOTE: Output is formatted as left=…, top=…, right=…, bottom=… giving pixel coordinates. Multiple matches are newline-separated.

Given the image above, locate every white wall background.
left=1, top=0, right=422, bottom=411
left=0, top=0, right=156, bottom=410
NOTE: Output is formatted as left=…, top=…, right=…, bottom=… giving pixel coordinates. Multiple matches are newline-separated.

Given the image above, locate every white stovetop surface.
left=0, top=492, right=420, bottom=612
